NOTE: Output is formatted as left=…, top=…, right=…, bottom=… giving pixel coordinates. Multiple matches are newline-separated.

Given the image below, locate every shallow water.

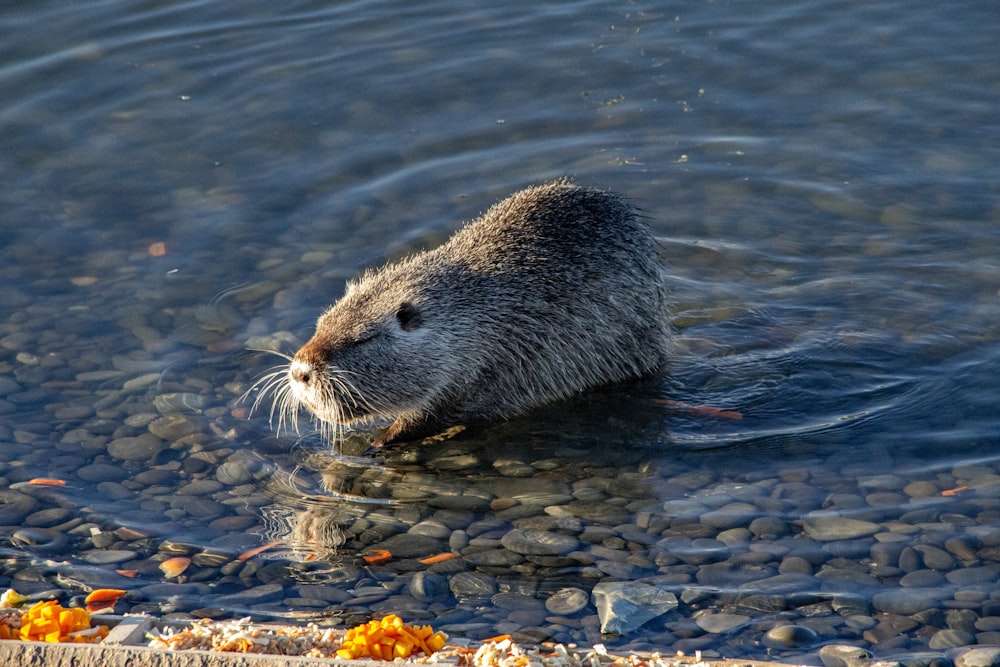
left=1, top=0, right=999, bottom=661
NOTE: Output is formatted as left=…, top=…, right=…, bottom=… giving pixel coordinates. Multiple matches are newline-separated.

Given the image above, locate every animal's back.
left=426, top=180, right=670, bottom=420
left=282, top=180, right=671, bottom=447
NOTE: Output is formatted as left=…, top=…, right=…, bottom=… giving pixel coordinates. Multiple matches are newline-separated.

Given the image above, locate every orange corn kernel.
left=236, top=540, right=282, bottom=562
left=159, top=557, right=191, bottom=578
left=338, top=614, right=447, bottom=659
left=84, top=589, right=126, bottom=613
left=418, top=552, right=458, bottom=565
left=19, top=600, right=108, bottom=643
left=362, top=549, right=392, bottom=566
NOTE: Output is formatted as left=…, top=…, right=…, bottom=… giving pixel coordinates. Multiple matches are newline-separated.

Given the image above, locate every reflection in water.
left=256, top=402, right=1000, bottom=653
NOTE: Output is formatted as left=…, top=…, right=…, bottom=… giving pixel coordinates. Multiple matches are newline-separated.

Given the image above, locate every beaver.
left=278, top=180, right=670, bottom=447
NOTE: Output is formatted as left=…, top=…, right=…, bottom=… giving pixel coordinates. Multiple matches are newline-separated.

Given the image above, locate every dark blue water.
left=1, top=0, right=998, bottom=661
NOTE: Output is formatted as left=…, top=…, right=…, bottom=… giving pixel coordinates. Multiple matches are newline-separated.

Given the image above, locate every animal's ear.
left=396, top=302, right=422, bottom=331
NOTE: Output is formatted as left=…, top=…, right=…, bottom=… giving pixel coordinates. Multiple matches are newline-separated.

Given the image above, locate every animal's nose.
left=289, top=360, right=312, bottom=385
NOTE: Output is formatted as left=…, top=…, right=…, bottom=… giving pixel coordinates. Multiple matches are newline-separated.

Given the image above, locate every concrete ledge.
left=0, top=638, right=806, bottom=667
left=0, top=641, right=808, bottom=667
left=0, top=640, right=370, bottom=667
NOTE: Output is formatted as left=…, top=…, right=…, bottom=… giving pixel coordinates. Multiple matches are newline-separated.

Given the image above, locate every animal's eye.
left=396, top=302, right=422, bottom=331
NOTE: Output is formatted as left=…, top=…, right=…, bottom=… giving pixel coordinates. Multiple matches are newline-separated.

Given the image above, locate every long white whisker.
left=241, top=348, right=397, bottom=448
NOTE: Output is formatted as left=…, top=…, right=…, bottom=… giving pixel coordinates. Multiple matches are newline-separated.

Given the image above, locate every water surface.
left=1, top=0, right=998, bottom=661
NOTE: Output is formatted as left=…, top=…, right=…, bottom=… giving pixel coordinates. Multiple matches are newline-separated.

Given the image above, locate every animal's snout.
left=289, top=359, right=312, bottom=385
left=291, top=337, right=332, bottom=386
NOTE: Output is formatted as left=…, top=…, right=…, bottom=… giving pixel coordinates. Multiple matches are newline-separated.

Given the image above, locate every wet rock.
left=819, top=643, right=874, bottom=667
left=492, top=592, right=544, bottom=613
left=947, top=608, right=979, bottom=634
left=591, top=580, right=678, bottom=635
left=107, top=434, right=164, bottom=461
left=153, top=393, right=211, bottom=414
left=545, top=587, right=590, bottom=615
left=0, top=490, right=38, bottom=523
left=462, top=548, right=524, bottom=567
left=899, top=569, right=946, bottom=587
left=749, top=516, right=790, bottom=538
left=944, top=536, right=979, bottom=562
left=873, top=589, right=941, bottom=615
left=975, top=617, right=1000, bottom=632
left=408, top=571, right=450, bottom=602
left=53, top=404, right=95, bottom=421
left=845, top=615, right=878, bottom=631
left=891, top=654, right=951, bottom=667
left=449, top=530, right=469, bottom=552
left=903, top=481, right=939, bottom=497
left=858, top=474, right=907, bottom=491
left=865, top=615, right=920, bottom=643
left=177, top=479, right=224, bottom=495
left=122, top=374, right=161, bottom=392
left=594, top=558, right=638, bottom=579
left=0, top=376, right=23, bottom=395
left=696, top=561, right=778, bottom=587
left=955, top=647, right=1000, bottom=667
left=975, top=632, right=1000, bottom=645
left=915, top=545, right=956, bottom=571
left=81, top=549, right=137, bottom=564
left=409, top=519, right=452, bottom=539
left=663, top=537, right=730, bottom=565
left=214, top=460, right=253, bottom=486
left=763, top=624, right=820, bottom=648
left=148, top=413, right=204, bottom=441
left=700, top=503, right=757, bottom=530
left=824, top=538, right=872, bottom=559
left=12, top=527, right=69, bottom=554
left=370, top=534, right=443, bottom=558
left=215, top=583, right=284, bottom=608
left=779, top=555, right=815, bottom=575
left=716, top=527, right=752, bottom=545
left=695, top=611, right=750, bottom=634
left=661, top=499, right=710, bottom=520
left=560, top=496, right=626, bottom=523
left=899, top=546, right=922, bottom=572
left=500, top=528, right=579, bottom=556
left=912, top=608, right=946, bottom=630
left=294, top=585, right=351, bottom=605
left=170, top=496, right=228, bottom=518
left=427, top=494, right=490, bottom=512
left=832, top=593, right=872, bottom=617
left=803, top=514, right=881, bottom=541
left=493, top=461, right=536, bottom=477
left=76, top=463, right=130, bottom=483
left=871, top=541, right=904, bottom=567
left=24, top=507, right=71, bottom=528
left=927, top=628, right=974, bottom=649
left=97, top=482, right=135, bottom=501
left=947, top=566, right=1000, bottom=585
left=449, top=572, right=497, bottom=601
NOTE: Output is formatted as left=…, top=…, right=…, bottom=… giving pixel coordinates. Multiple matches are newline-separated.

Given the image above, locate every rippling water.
left=1, top=0, right=998, bottom=661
